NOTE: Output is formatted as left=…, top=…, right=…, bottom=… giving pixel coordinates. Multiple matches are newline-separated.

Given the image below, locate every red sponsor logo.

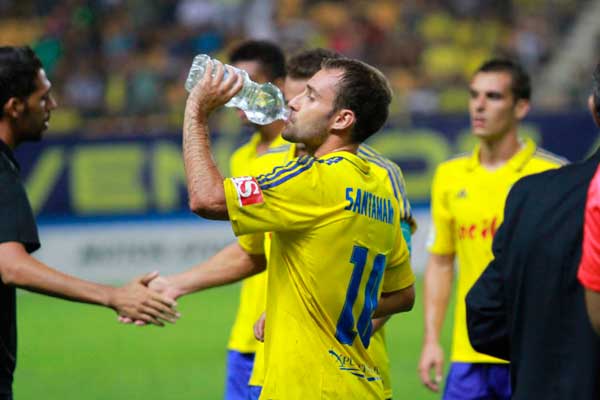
left=232, top=177, right=264, bottom=206
left=458, top=216, right=498, bottom=240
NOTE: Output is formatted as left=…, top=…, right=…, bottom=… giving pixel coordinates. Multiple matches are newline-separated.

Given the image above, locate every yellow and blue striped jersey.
left=224, top=151, right=415, bottom=399
left=245, top=142, right=415, bottom=399
left=427, top=137, right=566, bottom=363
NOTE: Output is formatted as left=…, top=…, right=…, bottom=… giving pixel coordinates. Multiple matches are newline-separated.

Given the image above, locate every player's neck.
left=0, top=125, right=16, bottom=149
left=478, top=131, right=521, bottom=170
left=312, top=136, right=358, bottom=158
left=256, top=121, right=285, bottom=154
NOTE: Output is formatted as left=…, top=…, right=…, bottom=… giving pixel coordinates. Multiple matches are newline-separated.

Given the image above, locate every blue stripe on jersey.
left=358, top=145, right=412, bottom=219
left=361, top=144, right=412, bottom=217
left=256, top=156, right=311, bottom=185
left=359, top=149, right=399, bottom=200
left=257, top=155, right=344, bottom=190
left=259, top=157, right=316, bottom=190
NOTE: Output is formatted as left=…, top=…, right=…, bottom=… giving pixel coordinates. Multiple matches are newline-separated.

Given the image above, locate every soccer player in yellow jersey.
left=418, top=59, right=567, bottom=399
left=247, top=142, right=413, bottom=400
left=247, top=49, right=416, bottom=400
left=182, top=57, right=416, bottom=399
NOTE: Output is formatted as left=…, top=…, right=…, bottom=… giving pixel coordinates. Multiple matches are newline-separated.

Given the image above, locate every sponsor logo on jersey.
left=458, top=216, right=498, bottom=240
left=232, top=176, right=264, bottom=206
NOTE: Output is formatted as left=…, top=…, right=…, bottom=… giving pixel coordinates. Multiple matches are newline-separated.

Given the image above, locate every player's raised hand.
left=186, top=61, right=243, bottom=120
left=254, top=312, right=266, bottom=342
left=418, top=341, right=444, bottom=392
left=110, top=271, right=180, bottom=327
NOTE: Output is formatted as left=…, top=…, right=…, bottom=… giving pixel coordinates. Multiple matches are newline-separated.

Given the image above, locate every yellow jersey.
left=427, top=137, right=566, bottom=363
left=245, top=142, right=415, bottom=399
left=224, top=151, right=415, bottom=399
left=227, top=133, right=291, bottom=353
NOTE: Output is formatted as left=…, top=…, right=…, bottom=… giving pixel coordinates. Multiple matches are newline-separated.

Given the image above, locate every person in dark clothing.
left=0, top=46, right=179, bottom=400
left=466, top=62, right=600, bottom=399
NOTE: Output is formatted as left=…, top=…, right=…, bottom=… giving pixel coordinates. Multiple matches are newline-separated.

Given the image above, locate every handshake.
left=113, top=272, right=182, bottom=327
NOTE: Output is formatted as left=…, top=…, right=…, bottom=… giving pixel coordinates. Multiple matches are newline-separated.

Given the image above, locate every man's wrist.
left=423, top=335, right=440, bottom=346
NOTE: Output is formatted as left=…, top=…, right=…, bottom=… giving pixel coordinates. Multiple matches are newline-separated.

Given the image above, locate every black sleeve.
left=466, top=256, right=509, bottom=360
left=0, top=172, right=40, bottom=253
left=465, top=178, right=530, bottom=360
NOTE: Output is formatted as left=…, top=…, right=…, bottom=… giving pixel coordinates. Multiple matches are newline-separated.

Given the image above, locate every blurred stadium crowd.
left=0, top=0, right=592, bottom=135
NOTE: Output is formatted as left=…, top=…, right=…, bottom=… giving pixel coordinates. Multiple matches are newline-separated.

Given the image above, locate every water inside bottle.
left=185, top=54, right=289, bottom=125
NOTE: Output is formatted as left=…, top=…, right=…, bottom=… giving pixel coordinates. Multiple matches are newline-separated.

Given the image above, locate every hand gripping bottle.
left=185, top=54, right=289, bottom=125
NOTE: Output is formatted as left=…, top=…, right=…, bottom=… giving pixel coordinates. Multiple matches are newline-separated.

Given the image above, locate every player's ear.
left=3, top=97, right=26, bottom=119
left=589, top=95, right=600, bottom=128
left=273, top=77, right=285, bottom=90
left=331, top=108, right=355, bottom=131
left=514, top=98, right=530, bottom=120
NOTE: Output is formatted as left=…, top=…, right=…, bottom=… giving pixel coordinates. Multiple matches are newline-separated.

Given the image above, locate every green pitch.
left=14, top=279, right=453, bottom=399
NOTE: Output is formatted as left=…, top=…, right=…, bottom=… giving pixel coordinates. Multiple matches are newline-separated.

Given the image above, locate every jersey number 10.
left=335, top=245, right=386, bottom=348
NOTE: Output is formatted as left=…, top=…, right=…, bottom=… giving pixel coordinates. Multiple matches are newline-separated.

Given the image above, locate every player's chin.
left=471, top=129, right=491, bottom=139
left=281, top=127, right=297, bottom=142
left=22, top=128, right=45, bottom=142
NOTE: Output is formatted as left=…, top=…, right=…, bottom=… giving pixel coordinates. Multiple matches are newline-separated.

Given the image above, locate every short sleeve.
left=238, top=233, right=265, bottom=255
left=427, top=164, right=455, bottom=255
left=224, top=157, right=322, bottom=237
left=0, top=172, right=40, bottom=253
left=579, top=169, right=600, bottom=291
left=382, top=222, right=415, bottom=293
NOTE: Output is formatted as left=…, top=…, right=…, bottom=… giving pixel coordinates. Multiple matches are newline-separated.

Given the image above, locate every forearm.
left=584, top=288, right=600, bottom=335
left=372, top=316, right=391, bottom=334
left=168, top=243, right=266, bottom=297
left=423, top=254, right=454, bottom=344
left=372, top=284, right=415, bottom=318
left=183, top=104, right=228, bottom=220
left=0, top=246, right=113, bottom=307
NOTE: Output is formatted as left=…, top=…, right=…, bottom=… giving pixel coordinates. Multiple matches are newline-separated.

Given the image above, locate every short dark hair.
left=0, top=46, right=42, bottom=118
left=286, top=48, right=340, bottom=80
left=475, top=59, right=531, bottom=101
left=593, top=62, right=600, bottom=119
left=322, top=58, right=392, bottom=143
left=228, top=40, right=286, bottom=81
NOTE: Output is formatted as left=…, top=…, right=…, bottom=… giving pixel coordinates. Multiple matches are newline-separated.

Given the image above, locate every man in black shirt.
left=0, top=46, right=179, bottom=399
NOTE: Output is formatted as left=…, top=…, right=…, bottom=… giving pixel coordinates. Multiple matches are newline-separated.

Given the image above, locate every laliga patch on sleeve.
left=231, top=177, right=264, bottom=206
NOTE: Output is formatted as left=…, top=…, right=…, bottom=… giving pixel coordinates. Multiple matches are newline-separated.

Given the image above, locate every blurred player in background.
left=181, top=57, right=415, bottom=399
left=466, top=62, right=600, bottom=399
left=222, top=40, right=287, bottom=400
left=418, top=59, right=566, bottom=399
left=0, top=46, right=178, bottom=400
left=120, top=40, right=287, bottom=400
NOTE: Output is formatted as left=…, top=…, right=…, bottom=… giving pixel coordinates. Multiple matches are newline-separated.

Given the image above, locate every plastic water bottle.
left=185, top=54, right=289, bottom=125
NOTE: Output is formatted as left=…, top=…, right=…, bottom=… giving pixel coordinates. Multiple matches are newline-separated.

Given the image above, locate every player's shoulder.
left=357, top=144, right=399, bottom=170
left=511, top=162, right=566, bottom=199
left=436, top=152, right=471, bottom=174
left=231, top=134, right=260, bottom=159
left=255, top=155, right=317, bottom=190
left=252, top=144, right=293, bottom=174
left=530, top=147, right=569, bottom=168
